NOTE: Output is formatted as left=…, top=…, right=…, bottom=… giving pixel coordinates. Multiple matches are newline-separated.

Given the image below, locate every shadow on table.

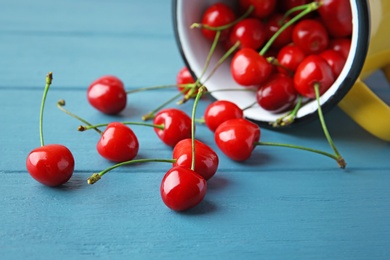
left=178, top=199, right=218, bottom=216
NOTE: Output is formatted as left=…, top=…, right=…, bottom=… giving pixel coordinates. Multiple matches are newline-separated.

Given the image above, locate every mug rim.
left=172, top=0, right=371, bottom=130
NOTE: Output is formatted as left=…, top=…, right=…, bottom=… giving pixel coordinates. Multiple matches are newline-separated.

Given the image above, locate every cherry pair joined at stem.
left=88, top=86, right=217, bottom=212
left=26, top=73, right=75, bottom=187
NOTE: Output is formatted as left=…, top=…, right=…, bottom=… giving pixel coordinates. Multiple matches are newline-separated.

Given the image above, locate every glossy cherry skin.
left=276, top=44, right=306, bottom=74
left=292, top=19, right=329, bottom=55
left=316, top=0, right=352, bottom=37
left=160, top=166, right=207, bottom=211
left=204, top=100, right=244, bottom=132
left=231, top=48, right=273, bottom=86
left=201, top=3, right=236, bottom=41
left=329, top=38, right=351, bottom=59
left=256, top=73, right=297, bottom=113
left=239, top=0, right=276, bottom=19
left=153, top=108, right=192, bottom=147
left=87, top=75, right=127, bottom=115
left=26, top=144, right=75, bottom=187
left=293, top=55, right=335, bottom=98
left=229, top=18, right=266, bottom=50
left=173, top=139, right=219, bottom=181
left=176, top=66, right=196, bottom=94
left=214, top=118, right=260, bottom=161
left=319, top=49, right=346, bottom=78
left=97, top=122, right=139, bottom=163
left=264, top=13, right=294, bottom=50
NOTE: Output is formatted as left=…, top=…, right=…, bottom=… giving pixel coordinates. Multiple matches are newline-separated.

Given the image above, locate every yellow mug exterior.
left=339, top=0, right=390, bottom=141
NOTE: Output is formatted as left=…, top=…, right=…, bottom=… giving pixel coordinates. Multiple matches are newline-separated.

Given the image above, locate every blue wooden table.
left=1, top=1, right=390, bottom=259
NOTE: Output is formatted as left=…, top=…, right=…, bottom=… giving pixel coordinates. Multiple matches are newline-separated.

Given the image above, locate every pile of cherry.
left=25, top=0, right=351, bottom=212
left=198, top=0, right=351, bottom=114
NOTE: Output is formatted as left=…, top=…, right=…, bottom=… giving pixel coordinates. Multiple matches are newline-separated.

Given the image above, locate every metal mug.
left=172, top=0, right=390, bottom=141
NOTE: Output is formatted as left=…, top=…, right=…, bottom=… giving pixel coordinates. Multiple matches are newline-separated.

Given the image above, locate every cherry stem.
left=282, top=3, right=313, bottom=21
left=190, top=5, right=254, bottom=32
left=176, top=30, right=221, bottom=105
left=271, top=95, right=303, bottom=127
left=126, top=83, right=196, bottom=95
left=254, top=141, right=343, bottom=165
left=196, top=30, right=221, bottom=86
left=56, top=99, right=102, bottom=134
left=181, top=5, right=254, bottom=105
left=314, top=84, right=346, bottom=168
left=195, top=117, right=205, bottom=124
left=267, top=57, right=294, bottom=76
left=190, top=86, right=207, bottom=171
left=39, top=72, right=53, bottom=147
left=79, top=121, right=164, bottom=131
left=259, top=1, right=321, bottom=56
left=142, top=89, right=186, bottom=121
left=202, top=40, right=241, bottom=84
left=87, top=158, right=177, bottom=185
left=205, top=88, right=255, bottom=94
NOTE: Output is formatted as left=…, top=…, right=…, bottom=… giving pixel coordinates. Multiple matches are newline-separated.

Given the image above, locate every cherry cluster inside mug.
left=173, top=0, right=390, bottom=141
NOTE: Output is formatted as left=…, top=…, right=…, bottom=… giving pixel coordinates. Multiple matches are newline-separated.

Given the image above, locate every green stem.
left=39, top=72, right=53, bottom=146
left=205, top=88, right=256, bottom=94
left=196, top=30, right=221, bottom=85
left=255, top=141, right=340, bottom=162
left=260, top=2, right=321, bottom=56
left=57, top=100, right=102, bottom=134
left=191, top=5, right=254, bottom=32
left=202, top=40, right=241, bottom=84
left=126, top=84, right=183, bottom=94
left=271, top=95, right=303, bottom=127
left=190, top=86, right=207, bottom=171
left=314, top=84, right=346, bottom=168
left=142, top=90, right=185, bottom=121
left=79, top=121, right=164, bottom=131
left=183, top=5, right=254, bottom=103
left=177, top=30, right=221, bottom=105
left=195, top=117, right=205, bottom=124
left=282, top=3, right=312, bottom=21
left=87, top=158, right=176, bottom=184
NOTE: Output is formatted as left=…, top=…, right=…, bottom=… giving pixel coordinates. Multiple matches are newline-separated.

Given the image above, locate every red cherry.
left=239, top=0, right=277, bottom=19
left=229, top=18, right=267, bottom=50
left=293, top=55, right=335, bottom=98
left=231, top=48, right=273, bottom=86
left=201, top=3, right=236, bottom=41
left=26, top=144, right=75, bottom=187
left=317, top=0, right=352, bottom=37
left=153, top=108, right=192, bottom=147
left=256, top=73, right=298, bottom=113
left=87, top=75, right=127, bottom=115
left=214, top=118, right=260, bottom=161
left=97, top=122, right=139, bottom=163
left=26, top=72, right=74, bottom=187
left=172, top=139, right=219, bottom=181
left=329, top=38, right=351, bottom=59
left=276, top=44, right=306, bottom=74
left=319, top=49, right=346, bottom=78
left=264, top=13, right=294, bottom=50
left=160, top=166, right=207, bottom=211
left=176, top=66, right=196, bottom=94
left=292, top=19, right=329, bottom=54
left=204, top=100, right=244, bottom=132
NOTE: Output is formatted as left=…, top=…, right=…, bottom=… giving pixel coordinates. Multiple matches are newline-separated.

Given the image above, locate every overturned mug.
left=172, top=0, right=390, bottom=141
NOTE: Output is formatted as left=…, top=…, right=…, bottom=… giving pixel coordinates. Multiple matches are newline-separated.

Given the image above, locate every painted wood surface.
left=1, top=1, right=389, bottom=259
